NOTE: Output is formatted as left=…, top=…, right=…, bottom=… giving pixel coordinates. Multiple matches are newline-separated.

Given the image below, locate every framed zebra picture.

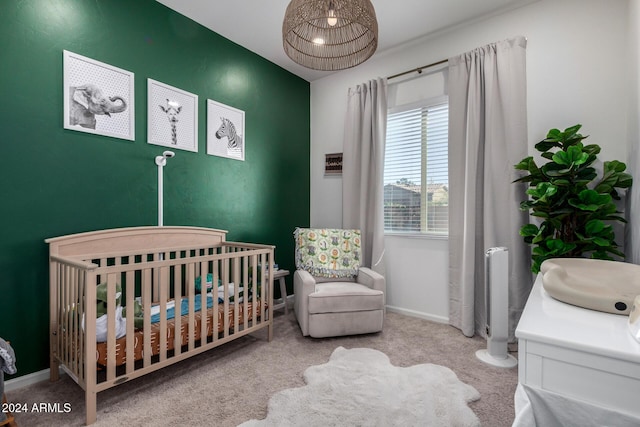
left=147, top=79, right=198, bottom=152
left=207, top=99, right=245, bottom=161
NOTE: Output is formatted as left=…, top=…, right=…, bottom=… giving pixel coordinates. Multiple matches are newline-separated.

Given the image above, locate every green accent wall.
left=0, top=0, right=310, bottom=377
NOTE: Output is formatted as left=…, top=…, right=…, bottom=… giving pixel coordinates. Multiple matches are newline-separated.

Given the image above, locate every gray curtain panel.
left=342, top=78, right=388, bottom=275
left=447, top=36, right=531, bottom=339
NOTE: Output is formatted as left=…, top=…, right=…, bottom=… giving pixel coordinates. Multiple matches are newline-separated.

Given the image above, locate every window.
left=384, top=98, right=448, bottom=235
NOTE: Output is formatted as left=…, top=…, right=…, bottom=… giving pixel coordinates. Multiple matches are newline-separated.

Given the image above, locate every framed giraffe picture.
left=147, top=79, right=198, bottom=152
left=206, top=99, right=245, bottom=161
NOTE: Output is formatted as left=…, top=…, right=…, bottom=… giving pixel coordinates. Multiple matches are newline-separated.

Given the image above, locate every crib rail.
left=48, top=231, right=274, bottom=426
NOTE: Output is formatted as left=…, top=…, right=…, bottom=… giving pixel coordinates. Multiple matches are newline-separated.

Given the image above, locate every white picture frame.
left=147, top=79, right=198, bottom=152
left=207, top=99, right=245, bottom=161
left=63, top=50, right=135, bottom=141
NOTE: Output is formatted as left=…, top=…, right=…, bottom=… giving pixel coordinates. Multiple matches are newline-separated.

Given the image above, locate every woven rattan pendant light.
left=282, top=0, right=378, bottom=71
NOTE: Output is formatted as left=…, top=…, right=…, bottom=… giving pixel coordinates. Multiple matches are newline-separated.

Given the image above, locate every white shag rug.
left=240, top=346, right=481, bottom=427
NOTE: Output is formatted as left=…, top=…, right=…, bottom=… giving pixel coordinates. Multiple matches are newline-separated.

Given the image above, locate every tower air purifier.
left=475, top=247, right=518, bottom=368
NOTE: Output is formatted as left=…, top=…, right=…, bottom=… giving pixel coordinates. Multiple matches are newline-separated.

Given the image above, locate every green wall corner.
left=0, top=0, right=310, bottom=377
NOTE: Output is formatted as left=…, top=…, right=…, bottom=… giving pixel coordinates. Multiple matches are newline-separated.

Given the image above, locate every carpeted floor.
left=8, top=310, right=518, bottom=426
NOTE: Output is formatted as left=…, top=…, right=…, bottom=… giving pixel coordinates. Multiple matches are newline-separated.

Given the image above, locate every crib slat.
left=159, top=265, right=168, bottom=362
left=233, top=256, right=240, bottom=332
left=79, top=269, right=87, bottom=384
left=222, top=252, right=230, bottom=338
left=70, top=266, right=78, bottom=376
left=125, top=270, right=135, bottom=375
left=66, top=265, right=74, bottom=371
left=84, top=268, right=98, bottom=426
left=187, top=263, right=195, bottom=352
left=58, top=265, right=65, bottom=372
left=60, top=265, right=68, bottom=370
left=199, top=261, right=208, bottom=347
left=59, top=264, right=67, bottom=375
left=71, top=266, right=78, bottom=372
left=212, top=259, right=219, bottom=343
left=251, top=255, right=258, bottom=327
left=260, top=254, right=265, bottom=325
left=173, top=262, right=182, bottom=357
left=49, top=261, right=59, bottom=381
left=255, top=252, right=273, bottom=341
left=242, top=254, right=249, bottom=330
left=267, top=252, right=274, bottom=341
left=142, top=268, right=152, bottom=368
left=106, top=273, right=118, bottom=382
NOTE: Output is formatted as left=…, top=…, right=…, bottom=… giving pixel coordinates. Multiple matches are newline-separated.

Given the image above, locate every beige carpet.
left=8, top=311, right=518, bottom=426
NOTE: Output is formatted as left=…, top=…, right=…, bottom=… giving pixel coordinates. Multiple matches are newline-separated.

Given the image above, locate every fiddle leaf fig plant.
left=514, top=124, right=633, bottom=273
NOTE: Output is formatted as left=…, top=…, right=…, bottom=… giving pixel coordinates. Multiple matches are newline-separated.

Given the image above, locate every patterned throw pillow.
left=294, top=228, right=362, bottom=278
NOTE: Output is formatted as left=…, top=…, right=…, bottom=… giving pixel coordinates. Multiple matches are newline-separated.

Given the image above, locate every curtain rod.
left=387, top=58, right=448, bottom=81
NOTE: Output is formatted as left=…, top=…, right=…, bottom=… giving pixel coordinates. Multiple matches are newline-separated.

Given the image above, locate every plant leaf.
left=582, top=144, right=601, bottom=155
left=592, top=237, right=610, bottom=247
left=617, top=172, right=633, bottom=188
left=605, top=215, right=627, bottom=223
left=552, top=150, right=569, bottom=166
left=569, top=190, right=612, bottom=211
left=605, top=160, right=627, bottom=173
left=514, top=156, right=535, bottom=171
left=535, top=139, right=561, bottom=152
left=563, top=124, right=582, bottom=137
left=605, top=246, right=625, bottom=257
left=552, top=144, right=588, bottom=168
left=531, top=211, right=550, bottom=218
left=520, top=224, right=539, bottom=237
left=594, top=183, right=613, bottom=194
left=513, top=175, right=538, bottom=184
left=585, top=219, right=604, bottom=235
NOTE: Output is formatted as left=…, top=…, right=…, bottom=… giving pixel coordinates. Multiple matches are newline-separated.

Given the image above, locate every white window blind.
left=384, top=100, right=448, bottom=234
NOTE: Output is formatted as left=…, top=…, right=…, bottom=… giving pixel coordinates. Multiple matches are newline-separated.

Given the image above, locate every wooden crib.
left=47, top=226, right=274, bottom=425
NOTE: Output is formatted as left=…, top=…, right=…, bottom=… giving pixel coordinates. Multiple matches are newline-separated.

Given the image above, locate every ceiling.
left=156, top=0, right=534, bottom=82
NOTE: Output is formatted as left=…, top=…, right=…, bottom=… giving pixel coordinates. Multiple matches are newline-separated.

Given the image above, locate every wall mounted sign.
left=325, top=153, right=343, bottom=176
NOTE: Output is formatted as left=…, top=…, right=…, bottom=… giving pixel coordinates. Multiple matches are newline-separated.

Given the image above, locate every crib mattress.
left=95, top=301, right=266, bottom=367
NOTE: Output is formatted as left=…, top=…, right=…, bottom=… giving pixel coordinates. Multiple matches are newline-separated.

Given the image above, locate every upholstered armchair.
left=293, top=228, right=386, bottom=338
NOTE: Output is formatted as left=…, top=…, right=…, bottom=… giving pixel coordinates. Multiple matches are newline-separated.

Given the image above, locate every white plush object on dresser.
left=47, top=226, right=274, bottom=426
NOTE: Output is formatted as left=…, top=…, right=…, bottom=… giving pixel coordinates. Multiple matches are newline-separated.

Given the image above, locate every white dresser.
left=515, top=274, right=640, bottom=423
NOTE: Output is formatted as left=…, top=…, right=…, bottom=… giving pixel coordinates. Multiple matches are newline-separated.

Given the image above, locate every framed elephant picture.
left=63, top=50, right=135, bottom=141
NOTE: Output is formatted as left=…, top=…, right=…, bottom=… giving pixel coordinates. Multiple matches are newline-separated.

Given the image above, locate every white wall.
left=310, top=0, right=633, bottom=321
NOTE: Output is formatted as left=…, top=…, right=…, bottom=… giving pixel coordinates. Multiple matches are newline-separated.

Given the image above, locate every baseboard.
left=278, top=298, right=447, bottom=323
left=4, top=368, right=62, bottom=392
left=386, top=305, right=449, bottom=324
